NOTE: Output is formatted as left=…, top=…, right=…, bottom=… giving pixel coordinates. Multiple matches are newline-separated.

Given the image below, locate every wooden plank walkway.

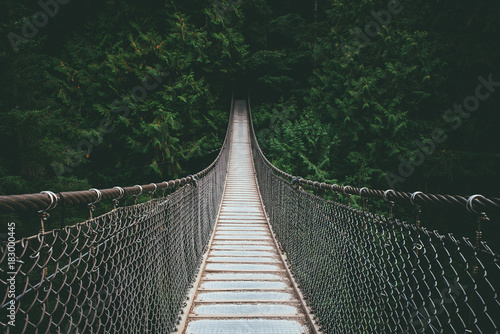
left=180, top=101, right=315, bottom=333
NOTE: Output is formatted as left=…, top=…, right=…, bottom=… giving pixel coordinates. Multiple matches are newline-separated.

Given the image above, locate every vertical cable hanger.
left=88, top=188, right=102, bottom=220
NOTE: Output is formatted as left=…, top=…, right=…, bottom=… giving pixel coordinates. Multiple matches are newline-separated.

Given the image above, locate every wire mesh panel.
left=245, top=100, right=500, bottom=333
left=0, top=109, right=232, bottom=334
left=252, top=151, right=500, bottom=333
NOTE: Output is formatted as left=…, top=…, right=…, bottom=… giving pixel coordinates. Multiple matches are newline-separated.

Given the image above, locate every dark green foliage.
left=0, top=0, right=247, bottom=234
left=245, top=0, right=500, bottom=241
left=0, top=0, right=247, bottom=194
left=247, top=0, right=500, bottom=197
left=1, top=0, right=499, bottom=238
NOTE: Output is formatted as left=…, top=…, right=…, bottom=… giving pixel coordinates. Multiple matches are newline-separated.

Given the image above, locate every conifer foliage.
left=0, top=0, right=247, bottom=195
left=1, top=0, right=499, bottom=202
left=247, top=0, right=500, bottom=198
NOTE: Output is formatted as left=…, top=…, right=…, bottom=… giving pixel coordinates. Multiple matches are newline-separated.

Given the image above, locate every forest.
left=1, top=0, right=499, bottom=235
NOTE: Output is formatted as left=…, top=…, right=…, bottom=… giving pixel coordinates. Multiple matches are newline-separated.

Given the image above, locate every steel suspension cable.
left=0, top=98, right=235, bottom=333
left=247, top=97, right=499, bottom=334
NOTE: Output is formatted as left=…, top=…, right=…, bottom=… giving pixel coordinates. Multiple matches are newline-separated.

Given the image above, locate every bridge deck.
left=181, top=101, right=313, bottom=333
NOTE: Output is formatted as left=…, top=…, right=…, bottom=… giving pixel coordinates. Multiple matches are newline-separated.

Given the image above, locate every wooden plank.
left=180, top=102, right=317, bottom=334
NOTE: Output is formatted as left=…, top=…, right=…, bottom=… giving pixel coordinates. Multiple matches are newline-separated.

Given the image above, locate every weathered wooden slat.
left=179, top=101, right=317, bottom=334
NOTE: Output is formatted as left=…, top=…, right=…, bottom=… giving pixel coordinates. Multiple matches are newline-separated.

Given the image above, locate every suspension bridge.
left=1, top=99, right=499, bottom=333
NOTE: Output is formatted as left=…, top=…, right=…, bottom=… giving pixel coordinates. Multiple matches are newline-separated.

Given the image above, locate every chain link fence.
left=0, top=103, right=233, bottom=333
left=248, top=101, right=499, bottom=334
left=3, top=97, right=499, bottom=333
